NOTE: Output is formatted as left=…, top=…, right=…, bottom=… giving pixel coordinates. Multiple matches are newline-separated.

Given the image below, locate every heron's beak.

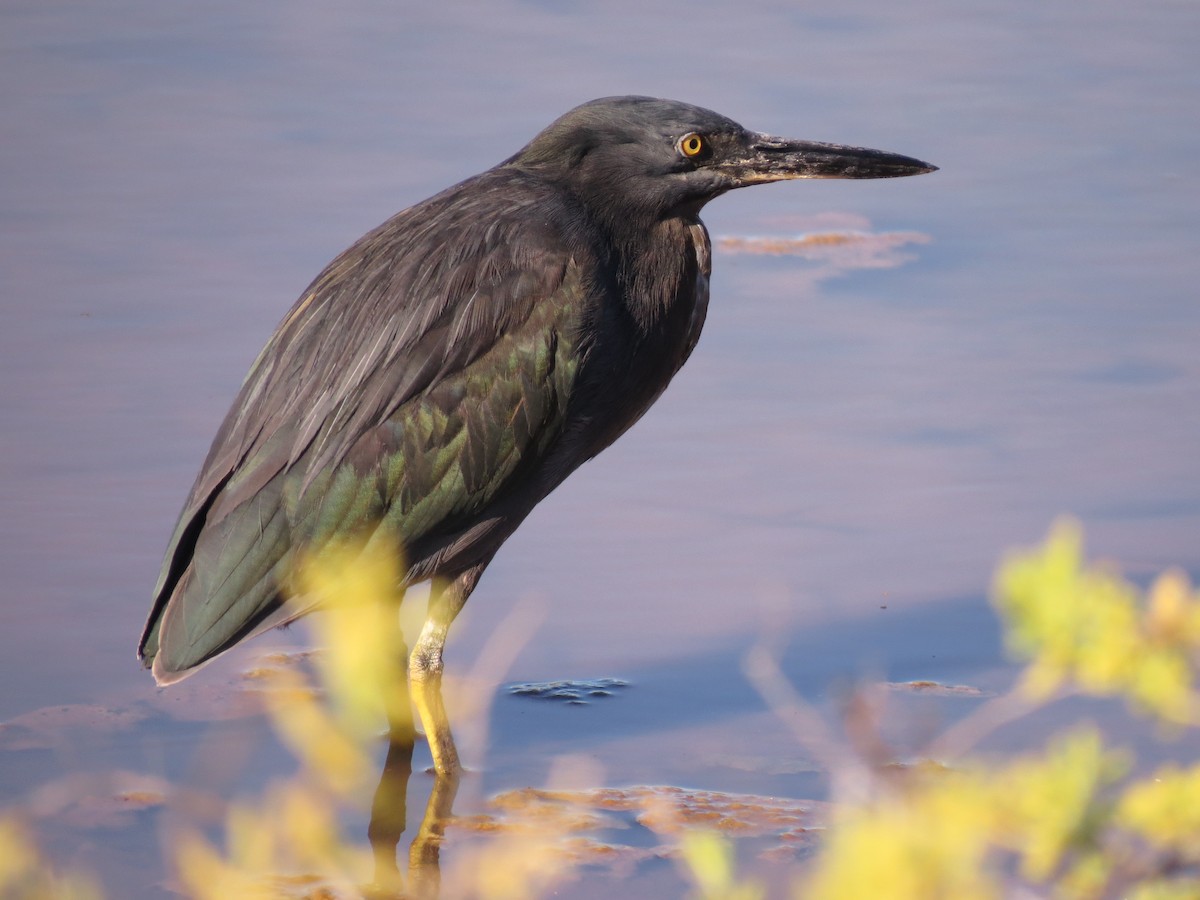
left=735, top=133, right=937, bottom=182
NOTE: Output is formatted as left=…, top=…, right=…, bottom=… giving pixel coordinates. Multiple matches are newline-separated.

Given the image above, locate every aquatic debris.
left=241, top=649, right=324, bottom=677
left=885, top=680, right=987, bottom=697
left=0, top=704, right=147, bottom=751
left=454, top=784, right=828, bottom=865
left=25, top=770, right=169, bottom=829
left=506, top=677, right=630, bottom=705
left=716, top=230, right=930, bottom=259
left=145, top=650, right=331, bottom=723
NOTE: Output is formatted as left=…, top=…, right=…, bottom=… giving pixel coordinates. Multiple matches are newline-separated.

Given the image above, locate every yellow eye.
left=678, top=133, right=705, bottom=158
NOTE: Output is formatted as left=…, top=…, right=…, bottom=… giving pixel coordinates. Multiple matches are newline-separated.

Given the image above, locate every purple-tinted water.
left=2, top=0, right=1198, bottom=895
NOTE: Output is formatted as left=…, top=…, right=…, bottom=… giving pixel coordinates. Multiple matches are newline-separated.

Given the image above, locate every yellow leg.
left=410, top=660, right=460, bottom=776
left=409, top=565, right=484, bottom=776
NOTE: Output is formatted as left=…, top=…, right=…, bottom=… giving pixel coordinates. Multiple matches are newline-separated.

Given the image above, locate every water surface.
left=2, top=0, right=1198, bottom=895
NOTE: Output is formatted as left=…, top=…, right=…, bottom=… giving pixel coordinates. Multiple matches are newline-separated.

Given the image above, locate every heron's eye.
left=677, top=133, right=706, bottom=159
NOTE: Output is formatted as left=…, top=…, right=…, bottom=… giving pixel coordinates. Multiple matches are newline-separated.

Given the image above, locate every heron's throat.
left=615, top=216, right=709, bottom=333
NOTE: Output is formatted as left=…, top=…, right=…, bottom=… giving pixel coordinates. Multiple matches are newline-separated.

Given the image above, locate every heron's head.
left=507, top=95, right=936, bottom=224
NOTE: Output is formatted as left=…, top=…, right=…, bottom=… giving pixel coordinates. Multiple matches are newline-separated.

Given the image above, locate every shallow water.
left=2, top=0, right=1198, bottom=895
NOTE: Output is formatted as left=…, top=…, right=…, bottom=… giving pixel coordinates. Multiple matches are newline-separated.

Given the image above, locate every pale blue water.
left=2, top=0, right=1198, bottom=895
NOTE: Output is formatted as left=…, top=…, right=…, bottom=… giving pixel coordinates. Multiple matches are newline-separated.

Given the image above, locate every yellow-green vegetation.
left=996, top=519, right=1200, bottom=723
left=0, top=812, right=102, bottom=900
left=3, top=520, right=1200, bottom=898
left=797, top=729, right=1125, bottom=899
left=681, top=829, right=766, bottom=900
left=788, top=519, right=1200, bottom=899
left=167, top=540, right=398, bottom=899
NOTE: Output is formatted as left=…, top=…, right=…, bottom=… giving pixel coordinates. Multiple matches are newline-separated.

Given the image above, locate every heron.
left=138, top=96, right=936, bottom=774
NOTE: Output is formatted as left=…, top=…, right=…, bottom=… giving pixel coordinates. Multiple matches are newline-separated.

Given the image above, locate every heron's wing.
left=140, top=171, right=587, bottom=679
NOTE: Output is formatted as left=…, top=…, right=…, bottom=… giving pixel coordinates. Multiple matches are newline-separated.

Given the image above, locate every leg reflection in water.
left=366, top=697, right=461, bottom=898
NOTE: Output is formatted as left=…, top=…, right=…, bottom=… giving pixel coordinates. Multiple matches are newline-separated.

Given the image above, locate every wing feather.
left=139, top=169, right=587, bottom=676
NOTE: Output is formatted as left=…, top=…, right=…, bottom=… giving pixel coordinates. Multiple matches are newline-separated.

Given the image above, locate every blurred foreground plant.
left=160, top=520, right=1200, bottom=897
left=0, top=813, right=101, bottom=900
left=1004, top=521, right=1200, bottom=726
left=5, top=520, right=1199, bottom=898
left=768, top=518, right=1200, bottom=899
left=167, top=538, right=402, bottom=898
left=167, top=536, right=577, bottom=900
left=680, top=829, right=765, bottom=900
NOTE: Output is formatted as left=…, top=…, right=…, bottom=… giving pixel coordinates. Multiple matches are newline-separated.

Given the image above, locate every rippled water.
left=2, top=0, right=1198, bottom=895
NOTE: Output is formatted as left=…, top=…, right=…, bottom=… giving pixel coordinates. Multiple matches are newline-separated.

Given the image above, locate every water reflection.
left=367, top=730, right=459, bottom=900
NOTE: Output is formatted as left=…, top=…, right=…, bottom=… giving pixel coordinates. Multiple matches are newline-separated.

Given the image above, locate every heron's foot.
left=421, top=763, right=472, bottom=778
left=409, top=670, right=461, bottom=777
left=423, top=725, right=462, bottom=779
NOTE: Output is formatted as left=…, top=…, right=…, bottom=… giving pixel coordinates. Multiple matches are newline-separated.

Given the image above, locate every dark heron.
left=138, top=96, right=935, bottom=774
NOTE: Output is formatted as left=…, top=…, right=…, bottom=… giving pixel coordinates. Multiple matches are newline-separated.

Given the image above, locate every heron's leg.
left=410, top=563, right=486, bottom=776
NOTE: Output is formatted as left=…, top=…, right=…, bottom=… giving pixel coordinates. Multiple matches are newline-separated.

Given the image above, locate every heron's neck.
left=611, top=215, right=706, bottom=333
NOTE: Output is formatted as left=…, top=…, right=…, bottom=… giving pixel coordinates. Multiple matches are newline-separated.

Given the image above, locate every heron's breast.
left=680, top=220, right=711, bottom=363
